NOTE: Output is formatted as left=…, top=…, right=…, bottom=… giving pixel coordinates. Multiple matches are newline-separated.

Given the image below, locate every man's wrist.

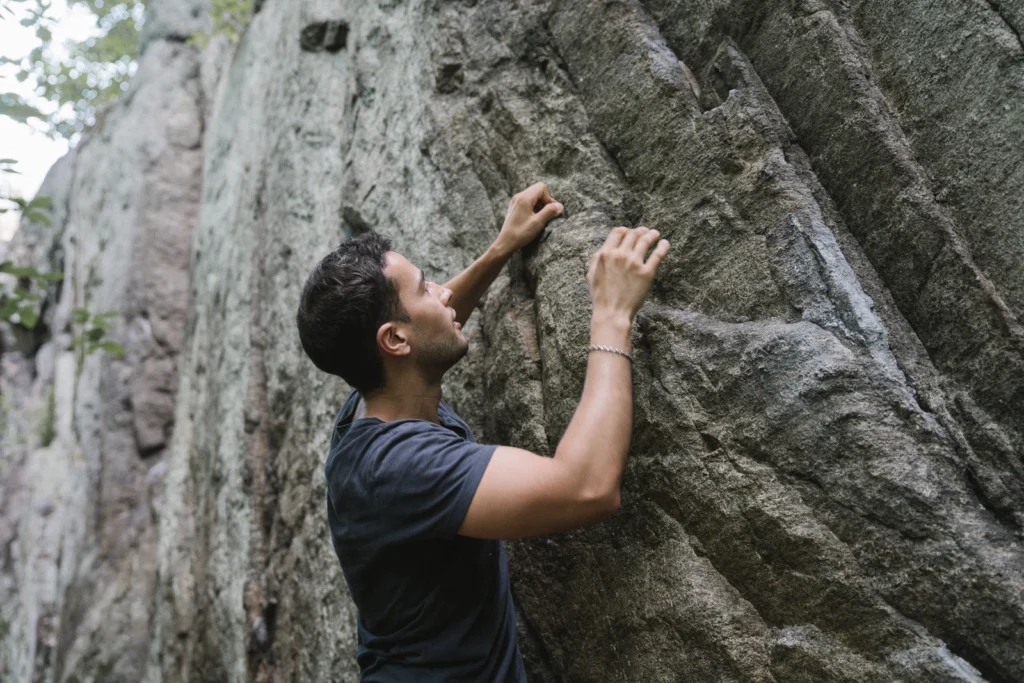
left=590, top=309, right=633, bottom=352
left=591, top=308, right=633, bottom=330
left=488, top=237, right=517, bottom=262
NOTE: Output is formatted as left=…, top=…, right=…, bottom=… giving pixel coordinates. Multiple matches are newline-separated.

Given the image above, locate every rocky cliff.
left=1, top=1, right=1022, bottom=681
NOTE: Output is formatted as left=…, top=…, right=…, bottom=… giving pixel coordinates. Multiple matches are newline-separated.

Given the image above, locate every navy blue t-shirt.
left=325, top=389, right=528, bottom=682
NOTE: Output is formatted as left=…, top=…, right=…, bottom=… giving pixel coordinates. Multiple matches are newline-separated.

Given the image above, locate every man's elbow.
left=578, top=485, right=621, bottom=522
left=603, top=488, right=622, bottom=516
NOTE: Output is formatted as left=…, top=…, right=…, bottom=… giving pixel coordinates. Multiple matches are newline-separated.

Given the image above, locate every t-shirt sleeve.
left=368, top=423, right=497, bottom=540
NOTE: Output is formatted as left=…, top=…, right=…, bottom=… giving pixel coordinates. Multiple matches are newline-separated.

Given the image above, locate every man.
left=295, top=182, right=670, bottom=682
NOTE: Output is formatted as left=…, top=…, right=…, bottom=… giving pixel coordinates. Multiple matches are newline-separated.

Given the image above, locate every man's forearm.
left=443, top=240, right=515, bottom=326
left=553, top=311, right=633, bottom=504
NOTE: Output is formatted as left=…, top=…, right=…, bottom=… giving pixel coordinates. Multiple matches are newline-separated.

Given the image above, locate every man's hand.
left=443, top=181, right=560, bottom=325
left=587, top=226, right=670, bottom=324
left=495, top=182, right=564, bottom=255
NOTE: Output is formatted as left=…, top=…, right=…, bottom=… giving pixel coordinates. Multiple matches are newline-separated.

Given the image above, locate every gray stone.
left=1, top=35, right=202, bottom=683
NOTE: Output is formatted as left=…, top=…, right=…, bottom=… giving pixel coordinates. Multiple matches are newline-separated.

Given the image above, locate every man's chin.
left=433, top=342, right=469, bottom=372
left=419, top=334, right=470, bottom=376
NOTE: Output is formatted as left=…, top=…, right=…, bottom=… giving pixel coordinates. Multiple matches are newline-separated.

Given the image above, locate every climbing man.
left=295, top=182, right=670, bottom=682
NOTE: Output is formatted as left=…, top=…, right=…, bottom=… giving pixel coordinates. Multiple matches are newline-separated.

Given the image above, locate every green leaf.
left=18, top=306, right=38, bottom=328
left=87, top=327, right=106, bottom=341
left=25, top=210, right=51, bottom=225
left=25, top=196, right=53, bottom=211
left=72, top=307, right=90, bottom=323
left=98, top=340, right=125, bottom=357
left=40, top=271, right=64, bottom=282
left=186, top=32, right=210, bottom=49
left=0, top=263, right=39, bottom=277
left=0, top=159, right=17, bottom=164
left=0, top=299, right=20, bottom=319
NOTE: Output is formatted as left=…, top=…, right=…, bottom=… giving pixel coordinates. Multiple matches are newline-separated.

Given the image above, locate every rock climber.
left=295, top=182, right=670, bottom=682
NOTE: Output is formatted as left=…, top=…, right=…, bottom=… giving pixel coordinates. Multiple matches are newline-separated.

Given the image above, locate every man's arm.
left=458, top=226, right=670, bottom=540
left=443, top=183, right=563, bottom=325
left=443, top=242, right=514, bottom=327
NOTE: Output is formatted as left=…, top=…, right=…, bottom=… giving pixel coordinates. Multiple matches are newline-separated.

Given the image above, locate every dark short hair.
left=296, top=232, right=409, bottom=393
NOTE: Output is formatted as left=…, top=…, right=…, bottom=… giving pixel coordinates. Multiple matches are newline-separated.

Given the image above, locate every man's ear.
left=377, top=321, right=411, bottom=358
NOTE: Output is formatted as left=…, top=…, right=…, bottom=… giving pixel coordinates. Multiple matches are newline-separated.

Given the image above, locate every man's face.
left=383, top=251, right=468, bottom=376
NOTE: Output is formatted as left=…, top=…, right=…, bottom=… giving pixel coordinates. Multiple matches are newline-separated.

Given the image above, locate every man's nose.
left=441, top=287, right=453, bottom=305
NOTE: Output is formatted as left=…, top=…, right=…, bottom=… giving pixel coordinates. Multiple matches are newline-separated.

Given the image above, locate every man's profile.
left=295, top=183, right=670, bottom=682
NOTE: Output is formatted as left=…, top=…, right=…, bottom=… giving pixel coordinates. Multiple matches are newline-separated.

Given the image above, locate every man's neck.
left=361, top=378, right=443, bottom=424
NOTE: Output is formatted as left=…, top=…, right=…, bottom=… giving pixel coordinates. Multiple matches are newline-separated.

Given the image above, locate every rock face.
left=0, top=25, right=203, bottom=681
left=1, top=1, right=1022, bottom=682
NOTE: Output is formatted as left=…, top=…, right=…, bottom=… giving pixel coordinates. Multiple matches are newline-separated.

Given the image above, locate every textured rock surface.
left=0, top=27, right=202, bottom=683
left=1, top=0, right=1022, bottom=682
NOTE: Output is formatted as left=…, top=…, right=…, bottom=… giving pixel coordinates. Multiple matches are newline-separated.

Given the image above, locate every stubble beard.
left=417, top=329, right=469, bottom=381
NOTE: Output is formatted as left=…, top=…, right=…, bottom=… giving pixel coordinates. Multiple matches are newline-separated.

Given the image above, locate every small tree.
left=69, top=307, right=125, bottom=358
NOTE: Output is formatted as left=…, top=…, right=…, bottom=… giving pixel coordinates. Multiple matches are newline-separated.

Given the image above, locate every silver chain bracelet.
left=588, top=344, right=633, bottom=362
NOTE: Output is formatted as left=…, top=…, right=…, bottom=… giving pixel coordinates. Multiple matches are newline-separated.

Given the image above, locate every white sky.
left=0, top=2, right=98, bottom=242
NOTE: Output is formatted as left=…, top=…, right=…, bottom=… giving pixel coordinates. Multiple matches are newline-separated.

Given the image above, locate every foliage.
left=1, top=193, right=53, bottom=224
left=0, top=91, right=47, bottom=124
left=0, top=161, right=57, bottom=329
left=69, top=306, right=124, bottom=357
left=0, top=0, right=143, bottom=140
left=188, top=0, right=251, bottom=47
left=0, top=260, right=63, bottom=330
left=0, top=159, right=54, bottom=225
left=0, top=257, right=125, bottom=361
